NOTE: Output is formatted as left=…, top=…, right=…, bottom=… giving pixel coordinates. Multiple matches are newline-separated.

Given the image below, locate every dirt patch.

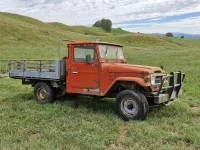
left=190, top=106, right=200, bottom=115
left=109, top=124, right=128, bottom=150
left=190, top=106, right=199, bottom=112
left=119, top=124, right=128, bottom=141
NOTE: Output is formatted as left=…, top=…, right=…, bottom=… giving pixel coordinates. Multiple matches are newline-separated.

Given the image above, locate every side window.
left=74, top=46, right=96, bottom=62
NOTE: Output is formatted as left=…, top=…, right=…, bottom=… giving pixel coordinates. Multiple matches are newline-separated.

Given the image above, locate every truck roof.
left=67, top=41, right=123, bottom=47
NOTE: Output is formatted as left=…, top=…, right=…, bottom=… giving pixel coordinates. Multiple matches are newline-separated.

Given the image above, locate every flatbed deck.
left=8, top=60, right=65, bottom=80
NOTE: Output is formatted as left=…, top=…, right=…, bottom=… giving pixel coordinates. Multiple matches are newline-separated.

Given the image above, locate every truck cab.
left=8, top=41, right=185, bottom=121
left=66, top=41, right=127, bottom=96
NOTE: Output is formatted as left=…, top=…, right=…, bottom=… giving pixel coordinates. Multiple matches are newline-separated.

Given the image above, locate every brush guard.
left=151, top=71, right=185, bottom=105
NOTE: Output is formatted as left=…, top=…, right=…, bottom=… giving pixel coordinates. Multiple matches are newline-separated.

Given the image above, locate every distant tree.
left=92, top=18, right=112, bottom=32
left=93, top=20, right=101, bottom=27
left=166, top=32, right=173, bottom=37
left=101, top=18, right=107, bottom=31
left=106, top=19, right=112, bottom=32
left=180, top=36, right=184, bottom=38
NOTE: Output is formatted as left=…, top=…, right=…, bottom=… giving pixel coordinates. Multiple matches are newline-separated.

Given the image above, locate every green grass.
left=0, top=12, right=200, bottom=150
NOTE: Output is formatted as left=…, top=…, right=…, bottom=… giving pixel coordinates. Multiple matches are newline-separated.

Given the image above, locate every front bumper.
left=148, top=71, right=185, bottom=105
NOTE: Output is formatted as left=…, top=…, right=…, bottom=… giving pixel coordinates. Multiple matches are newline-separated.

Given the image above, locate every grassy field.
left=0, top=12, right=200, bottom=150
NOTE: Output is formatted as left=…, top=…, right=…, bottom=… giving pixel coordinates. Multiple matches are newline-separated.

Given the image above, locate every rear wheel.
left=34, top=82, right=54, bottom=103
left=115, top=90, right=148, bottom=121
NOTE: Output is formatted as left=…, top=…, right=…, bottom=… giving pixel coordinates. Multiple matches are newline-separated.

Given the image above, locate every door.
left=69, top=45, right=100, bottom=93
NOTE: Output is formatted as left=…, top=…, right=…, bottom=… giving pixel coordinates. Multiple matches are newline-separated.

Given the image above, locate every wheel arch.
left=104, top=77, right=150, bottom=97
left=28, top=79, right=58, bottom=87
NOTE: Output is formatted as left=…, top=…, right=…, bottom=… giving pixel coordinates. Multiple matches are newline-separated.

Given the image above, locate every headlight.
left=151, top=76, right=156, bottom=85
left=151, top=75, right=163, bottom=85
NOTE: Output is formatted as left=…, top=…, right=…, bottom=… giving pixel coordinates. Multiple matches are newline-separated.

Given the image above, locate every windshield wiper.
left=115, top=48, right=118, bottom=57
left=105, top=46, right=108, bottom=58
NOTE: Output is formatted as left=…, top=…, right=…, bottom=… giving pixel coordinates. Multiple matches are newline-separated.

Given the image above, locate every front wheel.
left=115, top=90, right=148, bottom=121
left=34, top=82, right=54, bottom=103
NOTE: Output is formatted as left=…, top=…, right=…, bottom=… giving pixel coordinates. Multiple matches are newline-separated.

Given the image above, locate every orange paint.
left=65, top=41, right=162, bottom=96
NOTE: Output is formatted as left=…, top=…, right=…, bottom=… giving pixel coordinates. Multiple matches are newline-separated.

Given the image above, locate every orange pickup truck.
left=8, top=40, right=185, bottom=120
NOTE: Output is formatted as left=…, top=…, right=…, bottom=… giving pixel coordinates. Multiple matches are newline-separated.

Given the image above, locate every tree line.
left=93, top=19, right=112, bottom=32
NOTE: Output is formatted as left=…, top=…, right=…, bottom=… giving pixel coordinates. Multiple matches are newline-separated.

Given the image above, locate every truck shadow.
left=14, top=93, right=182, bottom=119
left=57, top=95, right=116, bottom=115
left=14, top=93, right=116, bottom=116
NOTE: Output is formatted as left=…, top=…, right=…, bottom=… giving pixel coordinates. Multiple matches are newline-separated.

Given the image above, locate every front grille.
left=155, top=76, right=162, bottom=84
left=154, top=70, right=161, bottom=73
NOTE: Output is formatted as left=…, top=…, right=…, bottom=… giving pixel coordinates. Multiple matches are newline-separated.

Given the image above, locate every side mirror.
left=86, top=55, right=92, bottom=64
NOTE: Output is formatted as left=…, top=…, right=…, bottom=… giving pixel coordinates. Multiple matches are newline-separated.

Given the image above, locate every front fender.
left=103, top=77, right=150, bottom=96
left=114, top=77, right=150, bottom=87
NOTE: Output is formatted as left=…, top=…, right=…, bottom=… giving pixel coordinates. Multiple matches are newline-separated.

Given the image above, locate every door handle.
left=66, top=65, right=71, bottom=70
left=72, top=72, right=78, bottom=74
left=91, top=64, right=99, bottom=68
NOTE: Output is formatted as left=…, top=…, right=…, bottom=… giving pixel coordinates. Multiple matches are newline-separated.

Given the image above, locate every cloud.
left=118, top=16, right=200, bottom=34
left=0, top=0, right=200, bottom=33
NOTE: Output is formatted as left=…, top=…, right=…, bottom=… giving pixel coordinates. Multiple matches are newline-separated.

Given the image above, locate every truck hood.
left=102, top=63, right=164, bottom=74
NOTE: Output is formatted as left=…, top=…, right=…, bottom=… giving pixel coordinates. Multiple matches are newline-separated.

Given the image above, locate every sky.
left=0, top=0, right=200, bottom=34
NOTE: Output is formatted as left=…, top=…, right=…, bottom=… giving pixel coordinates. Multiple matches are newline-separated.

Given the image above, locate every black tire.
left=135, top=91, right=149, bottom=120
left=115, top=90, right=148, bottom=121
left=34, top=82, right=54, bottom=103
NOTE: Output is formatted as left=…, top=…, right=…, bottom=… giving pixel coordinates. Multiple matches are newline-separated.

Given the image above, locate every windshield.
left=99, top=45, right=124, bottom=59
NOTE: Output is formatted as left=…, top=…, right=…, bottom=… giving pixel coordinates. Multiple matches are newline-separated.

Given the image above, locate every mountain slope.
left=0, top=12, right=199, bottom=59
left=48, top=22, right=130, bottom=36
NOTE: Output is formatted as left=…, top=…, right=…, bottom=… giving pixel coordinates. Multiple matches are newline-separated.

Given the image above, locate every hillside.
left=0, top=12, right=200, bottom=150
left=1, top=12, right=199, bottom=60
left=48, top=22, right=130, bottom=36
